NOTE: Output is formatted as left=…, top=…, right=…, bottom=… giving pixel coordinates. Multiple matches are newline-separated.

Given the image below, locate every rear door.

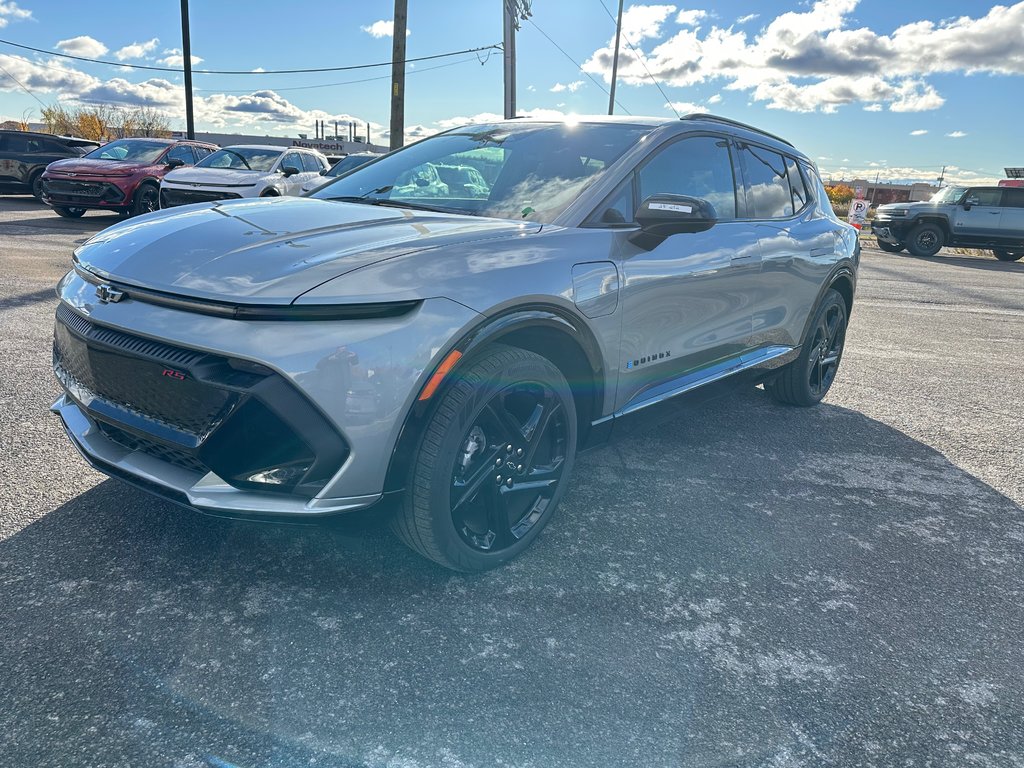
left=739, top=144, right=844, bottom=352
left=995, top=188, right=1024, bottom=245
left=614, top=133, right=760, bottom=412
left=952, top=188, right=1003, bottom=241
left=279, top=151, right=309, bottom=195
left=0, top=133, right=31, bottom=187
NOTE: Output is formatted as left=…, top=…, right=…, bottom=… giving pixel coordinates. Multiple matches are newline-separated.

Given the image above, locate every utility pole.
left=179, top=0, right=195, bottom=139
left=390, top=0, right=408, bottom=151
left=608, top=0, right=624, bottom=115
left=870, top=170, right=880, bottom=206
left=937, top=165, right=946, bottom=187
left=503, top=2, right=517, bottom=118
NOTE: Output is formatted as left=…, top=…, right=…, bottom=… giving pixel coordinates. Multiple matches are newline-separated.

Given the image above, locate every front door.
left=952, top=187, right=1004, bottom=240
left=616, top=134, right=760, bottom=412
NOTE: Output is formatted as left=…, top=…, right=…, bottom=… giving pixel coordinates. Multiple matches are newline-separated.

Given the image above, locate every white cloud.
left=863, top=103, right=882, bottom=111
left=527, top=84, right=536, bottom=92
left=361, top=20, right=410, bottom=38
left=910, top=129, right=928, bottom=136
left=0, top=1, right=31, bottom=28
left=665, top=101, right=707, bottom=114
left=820, top=163, right=999, bottom=186
left=56, top=36, right=109, bottom=59
left=550, top=80, right=584, bottom=93
left=675, top=9, right=707, bottom=27
left=436, top=108, right=570, bottom=131
left=736, top=13, right=759, bottom=25
left=707, top=93, right=722, bottom=104
left=622, top=4, right=677, bottom=40
left=114, top=38, right=159, bottom=61
left=581, top=0, right=1024, bottom=113
left=157, top=48, right=203, bottom=67
left=946, top=130, right=967, bottom=138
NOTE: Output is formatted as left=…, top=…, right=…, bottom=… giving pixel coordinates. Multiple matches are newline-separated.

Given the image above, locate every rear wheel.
left=52, top=206, right=86, bottom=218
left=877, top=240, right=904, bottom=253
left=391, top=345, right=577, bottom=572
left=993, top=249, right=1023, bottom=262
left=906, top=222, right=944, bottom=257
left=766, top=289, right=848, bottom=407
left=131, top=183, right=159, bottom=217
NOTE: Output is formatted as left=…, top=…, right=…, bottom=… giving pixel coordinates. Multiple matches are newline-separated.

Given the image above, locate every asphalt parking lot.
left=1, top=195, right=1023, bottom=768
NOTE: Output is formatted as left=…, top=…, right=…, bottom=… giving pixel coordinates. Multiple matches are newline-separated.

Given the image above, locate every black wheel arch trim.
left=797, top=262, right=856, bottom=350
left=382, top=303, right=607, bottom=494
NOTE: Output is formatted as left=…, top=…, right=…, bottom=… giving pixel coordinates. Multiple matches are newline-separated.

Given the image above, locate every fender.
left=381, top=303, right=607, bottom=494
left=796, top=260, right=857, bottom=350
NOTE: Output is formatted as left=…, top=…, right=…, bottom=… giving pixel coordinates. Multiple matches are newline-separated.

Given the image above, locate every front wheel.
left=52, top=206, right=86, bottom=218
left=993, top=249, right=1023, bottom=262
left=131, top=183, right=159, bottom=217
left=906, top=222, right=944, bottom=257
left=30, top=172, right=44, bottom=200
left=391, top=345, right=577, bottom=572
left=877, top=240, right=904, bottom=253
left=766, top=289, right=848, bottom=407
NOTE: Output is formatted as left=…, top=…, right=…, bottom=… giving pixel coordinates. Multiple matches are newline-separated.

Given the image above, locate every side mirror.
left=414, top=177, right=430, bottom=187
left=166, top=157, right=186, bottom=169
left=962, top=196, right=979, bottom=210
left=281, top=165, right=300, bottom=177
left=319, top=168, right=328, bottom=176
left=630, top=194, right=717, bottom=250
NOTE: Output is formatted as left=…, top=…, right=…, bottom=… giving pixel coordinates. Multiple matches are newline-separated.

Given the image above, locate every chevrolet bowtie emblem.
left=95, top=284, right=125, bottom=304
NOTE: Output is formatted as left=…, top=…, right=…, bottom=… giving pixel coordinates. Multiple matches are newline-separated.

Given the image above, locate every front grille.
left=53, top=304, right=236, bottom=437
left=44, top=179, right=125, bottom=203
left=97, top=421, right=209, bottom=474
left=160, top=188, right=242, bottom=208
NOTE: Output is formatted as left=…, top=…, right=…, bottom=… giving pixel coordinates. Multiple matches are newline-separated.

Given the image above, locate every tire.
left=993, top=249, right=1023, bottom=262
left=52, top=206, right=86, bottom=218
left=877, top=240, right=904, bottom=253
left=905, top=222, right=944, bottom=257
left=30, top=171, right=44, bottom=200
left=766, top=289, right=848, bottom=407
left=391, top=344, right=578, bottom=572
left=131, top=183, right=159, bottom=217
left=260, top=188, right=280, bottom=197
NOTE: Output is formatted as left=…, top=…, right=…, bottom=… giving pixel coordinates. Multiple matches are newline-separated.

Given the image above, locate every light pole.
left=608, top=0, right=624, bottom=115
left=180, top=0, right=195, bottom=139
left=390, top=0, right=408, bottom=151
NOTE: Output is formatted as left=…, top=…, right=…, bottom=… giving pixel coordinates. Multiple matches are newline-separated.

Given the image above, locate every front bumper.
left=870, top=219, right=909, bottom=244
left=160, top=186, right=246, bottom=208
left=42, top=177, right=130, bottom=210
left=52, top=272, right=480, bottom=518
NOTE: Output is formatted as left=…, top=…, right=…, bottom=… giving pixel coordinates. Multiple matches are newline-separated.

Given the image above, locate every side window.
left=966, top=188, right=1002, bottom=207
left=591, top=177, right=635, bottom=225
left=637, top=135, right=737, bottom=220
left=300, top=153, right=322, bottom=173
left=195, top=146, right=214, bottom=160
left=4, top=135, right=30, bottom=153
left=801, top=161, right=834, bottom=216
left=166, top=145, right=196, bottom=165
left=739, top=144, right=792, bottom=219
left=281, top=152, right=302, bottom=171
left=785, top=156, right=810, bottom=213
left=1002, top=188, right=1024, bottom=208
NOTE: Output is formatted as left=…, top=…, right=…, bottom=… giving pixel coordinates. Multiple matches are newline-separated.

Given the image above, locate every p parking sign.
left=847, top=198, right=870, bottom=229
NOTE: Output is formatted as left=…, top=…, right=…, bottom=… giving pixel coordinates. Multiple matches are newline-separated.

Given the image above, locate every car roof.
left=0, top=130, right=98, bottom=144
left=220, top=144, right=322, bottom=154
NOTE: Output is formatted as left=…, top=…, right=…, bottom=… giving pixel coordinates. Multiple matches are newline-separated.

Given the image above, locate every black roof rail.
left=679, top=113, right=794, bottom=148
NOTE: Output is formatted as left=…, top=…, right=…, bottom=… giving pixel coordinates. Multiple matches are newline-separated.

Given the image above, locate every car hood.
left=74, top=196, right=542, bottom=304
left=45, top=158, right=153, bottom=177
left=163, top=166, right=268, bottom=186
left=877, top=200, right=947, bottom=212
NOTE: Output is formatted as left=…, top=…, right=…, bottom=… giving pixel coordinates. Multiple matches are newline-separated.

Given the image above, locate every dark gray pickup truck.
left=872, top=185, right=1024, bottom=261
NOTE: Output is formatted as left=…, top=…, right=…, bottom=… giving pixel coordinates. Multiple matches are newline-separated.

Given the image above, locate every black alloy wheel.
left=391, top=345, right=577, bottom=572
left=993, top=249, right=1023, bottom=262
left=131, top=184, right=159, bottom=216
left=766, top=289, right=848, bottom=407
left=876, top=240, right=904, bottom=253
left=30, top=172, right=44, bottom=200
left=53, top=206, right=86, bottom=218
left=906, top=222, right=944, bottom=257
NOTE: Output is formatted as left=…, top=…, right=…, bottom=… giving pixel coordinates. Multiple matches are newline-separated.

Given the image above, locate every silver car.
left=52, top=115, right=859, bottom=571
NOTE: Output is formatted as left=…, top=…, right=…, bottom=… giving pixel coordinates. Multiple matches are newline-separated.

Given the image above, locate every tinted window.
left=1003, top=188, right=1024, bottom=208
left=281, top=153, right=303, bottom=171
left=326, top=154, right=374, bottom=178
left=801, top=161, right=834, bottom=216
left=194, top=146, right=214, bottom=159
left=3, top=134, right=30, bottom=153
left=967, top=188, right=1002, bottom=207
left=637, top=135, right=737, bottom=220
left=198, top=147, right=282, bottom=171
left=785, top=156, right=810, bottom=213
left=592, top=177, right=635, bottom=225
left=740, top=145, right=794, bottom=218
left=166, top=145, right=196, bottom=165
left=300, top=153, right=323, bottom=173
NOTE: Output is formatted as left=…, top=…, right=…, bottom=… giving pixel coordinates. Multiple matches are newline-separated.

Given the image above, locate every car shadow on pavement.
left=1, top=388, right=1022, bottom=767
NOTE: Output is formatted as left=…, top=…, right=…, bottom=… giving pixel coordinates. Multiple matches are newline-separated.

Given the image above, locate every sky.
left=0, top=0, right=1022, bottom=185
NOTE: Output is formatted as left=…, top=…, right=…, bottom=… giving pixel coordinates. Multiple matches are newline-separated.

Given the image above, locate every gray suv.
left=52, top=115, right=859, bottom=571
left=873, top=185, right=1024, bottom=261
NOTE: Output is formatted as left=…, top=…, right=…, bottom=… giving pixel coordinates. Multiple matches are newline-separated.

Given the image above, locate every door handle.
left=809, top=247, right=833, bottom=257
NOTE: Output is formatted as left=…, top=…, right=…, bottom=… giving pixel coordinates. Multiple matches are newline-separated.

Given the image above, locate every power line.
left=525, top=18, right=631, bottom=115
left=0, top=60, right=47, bottom=107
left=596, top=0, right=680, bottom=118
left=195, top=54, right=494, bottom=94
left=0, top=37, right=502, bottom=75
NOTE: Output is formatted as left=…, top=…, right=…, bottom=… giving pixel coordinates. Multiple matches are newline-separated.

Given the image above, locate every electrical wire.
left=596, top=0, right=681, bottom=118
left=0, top=37, right=502, bottom=75
left=525, top=18, right=631, bottom=115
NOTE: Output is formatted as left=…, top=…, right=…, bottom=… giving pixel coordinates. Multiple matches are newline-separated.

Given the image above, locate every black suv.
left=0, top=130, right=99, bottom=200
left=873, top=185, right=1024, bottom=261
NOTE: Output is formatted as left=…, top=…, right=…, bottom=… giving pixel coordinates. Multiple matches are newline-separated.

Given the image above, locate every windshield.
left=197, top=147, right=282, bottom=172
left=84, top=139, right=168, bottom=164
left=930, top=185, right=967, bottom=203
left=311, top=122, right=652, bottom=222
left=326, top=154, right=376, bottom=178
